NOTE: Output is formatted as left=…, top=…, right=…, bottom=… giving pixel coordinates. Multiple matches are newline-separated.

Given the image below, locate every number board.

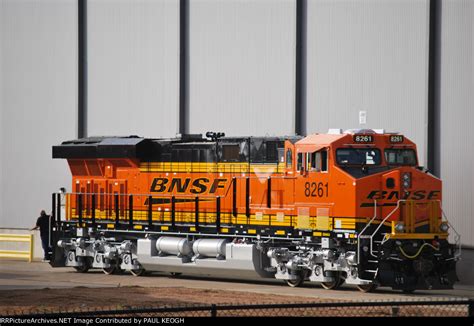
left=389, top=135, right=404, bottom=143
left=353, top=135, right=374, bottom=143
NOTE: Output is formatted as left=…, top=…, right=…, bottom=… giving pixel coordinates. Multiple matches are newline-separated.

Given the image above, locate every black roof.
left=52, top=134, right=302, bottom=163
left=52, top=136, right=147, bottom=159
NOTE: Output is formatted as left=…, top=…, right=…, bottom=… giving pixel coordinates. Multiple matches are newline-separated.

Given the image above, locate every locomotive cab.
left=290, top=129, right=459, bottom=291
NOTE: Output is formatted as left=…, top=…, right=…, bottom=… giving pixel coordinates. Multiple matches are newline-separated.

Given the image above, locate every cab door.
left=295, top=149, right=330, bottom=200
left=307, top=149, right=332, bottom=231
left=294, top=147, right=331, bottom=230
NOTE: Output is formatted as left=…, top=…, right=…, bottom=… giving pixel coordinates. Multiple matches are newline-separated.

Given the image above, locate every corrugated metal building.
left=0, top=0, right=473, bottom=284
left=438, top=0, right=474, bottom=283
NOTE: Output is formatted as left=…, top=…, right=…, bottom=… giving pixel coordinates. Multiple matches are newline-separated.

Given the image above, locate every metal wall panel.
left=0, top=8, right=3, bottom=228
left=306, top=0, right=430, bottom=165
left=88, top=0, right=179, bottom=138
left=188, top=0, right=296, bottom=137
left=439, top=0, right=474, bottom=247
left=0, top=0, right=77, bottom=228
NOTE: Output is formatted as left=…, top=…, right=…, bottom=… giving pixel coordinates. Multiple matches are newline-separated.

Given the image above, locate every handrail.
left=61, top=191, right=235, bottom=228
left=368, top=199, right=407, bottom=257
left=357, top=200, right=377, bottom=264
left=357, top=199, right=407, bottom=262
left=436, top=200, right=462, bottom=260
left=67, top=192, right=218, bottom=199
left=359, top=199, right=461, bottom=261
left=358, top=200, right=378, bottom=237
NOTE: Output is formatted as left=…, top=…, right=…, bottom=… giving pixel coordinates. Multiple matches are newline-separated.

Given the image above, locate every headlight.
left=402, top=173, right=411, bottom=188
left=395, top=222, right=405, bottom=233
left=440, top=222, right=449, bottom=232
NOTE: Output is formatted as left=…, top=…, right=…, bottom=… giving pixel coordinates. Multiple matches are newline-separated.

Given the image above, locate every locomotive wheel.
left=73, top=257, right=92, bottom=273
left=170, top=272, right=182, bottom=278
left=356, top=284, right=378, bottom=293
left=285, top=277, right=304, bottom=288
left=103, top=260, right=123, bottom=275
left=285, top=271, right=308, bottom=287
left=130, top=267, right=146, bottom=277
left=102, top=266, right=117, bottom=275
left=74, top=265, right=90, bottom=273
left=321, top=273, right=343, bottom=290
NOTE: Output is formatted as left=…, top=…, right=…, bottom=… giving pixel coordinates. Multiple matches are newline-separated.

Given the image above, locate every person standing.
left=31, top=210, right=51, bottom=261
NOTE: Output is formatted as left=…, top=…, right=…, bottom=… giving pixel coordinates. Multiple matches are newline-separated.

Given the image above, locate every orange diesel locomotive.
left=49, top=130, right=459, bottom=292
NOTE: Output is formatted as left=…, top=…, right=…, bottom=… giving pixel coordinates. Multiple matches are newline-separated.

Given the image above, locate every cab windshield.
left=384, top=149, right=417, bottom=166
left=336, top=148, right=381, bottom=166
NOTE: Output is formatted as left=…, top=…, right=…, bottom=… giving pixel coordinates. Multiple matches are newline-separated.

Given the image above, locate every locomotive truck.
left=48, top=129, right=460, bottom=292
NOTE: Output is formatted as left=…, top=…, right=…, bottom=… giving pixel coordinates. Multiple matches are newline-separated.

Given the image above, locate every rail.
left=0, top=234, right=34, bottom=262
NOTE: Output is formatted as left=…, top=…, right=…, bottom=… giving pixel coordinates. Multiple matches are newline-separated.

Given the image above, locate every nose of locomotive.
left=378, top=166, right=442, bottom=234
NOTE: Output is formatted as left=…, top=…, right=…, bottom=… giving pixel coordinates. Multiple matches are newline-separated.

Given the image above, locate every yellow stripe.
left=275, top=230, right=286, bottom=235
left=66, top=207, right=446, bottom=240
left=68, top=209, right=363, bottom=231
left=0, top=235, right=31, bottom=242
left=334, top=218, right=357, bottom=229
left=0, top=250, right=31, bottom=259
left=387, top=233, right=448, bottom=240
left=139, top=162, right=282, bottom=173
left=68, top=208, right=369, bottom=232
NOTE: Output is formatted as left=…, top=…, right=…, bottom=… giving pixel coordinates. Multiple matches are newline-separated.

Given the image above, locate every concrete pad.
left=0, top=260, right=473, bottom=301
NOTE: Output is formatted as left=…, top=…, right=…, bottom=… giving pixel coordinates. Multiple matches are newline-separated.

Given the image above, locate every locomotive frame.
left=48, top=130, right=460, bottom=292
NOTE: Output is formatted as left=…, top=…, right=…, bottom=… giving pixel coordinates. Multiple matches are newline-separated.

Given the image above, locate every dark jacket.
left=36, top=214, right=51, bottom=238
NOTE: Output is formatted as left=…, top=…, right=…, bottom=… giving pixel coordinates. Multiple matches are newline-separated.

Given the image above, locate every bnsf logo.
left=367, top=190, right=440, bottom=200
left=150, top=178, right=227, bottom=194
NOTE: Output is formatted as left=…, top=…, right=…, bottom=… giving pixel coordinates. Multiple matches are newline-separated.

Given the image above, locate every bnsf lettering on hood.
left=367, top=190, right=440, bottom=200
left=150, top=178, right=227, bottom=194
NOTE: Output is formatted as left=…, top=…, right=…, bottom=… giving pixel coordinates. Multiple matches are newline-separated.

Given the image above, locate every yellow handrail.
left=0, top=234, right=34, bottom=262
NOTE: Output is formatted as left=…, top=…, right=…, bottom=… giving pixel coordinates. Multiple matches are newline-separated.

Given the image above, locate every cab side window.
left=297, top=153, right=304, bottom=171
left=320, top=150, right=328, bottom=172
left=310, top=152, right=317, bottom=170
left=310, top=150, right=328, bottom=172
left=286, top=149, right=293, bottom=168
